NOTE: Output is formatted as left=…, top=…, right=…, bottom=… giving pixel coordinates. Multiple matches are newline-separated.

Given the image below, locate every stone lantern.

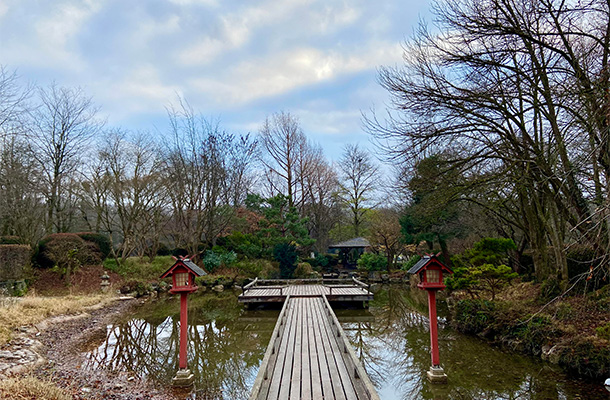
left=408, top=254, right=453, bottom=383
left=160, top=256, right=206, bottom=386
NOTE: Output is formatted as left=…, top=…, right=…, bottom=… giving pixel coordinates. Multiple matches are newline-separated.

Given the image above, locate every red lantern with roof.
left=408, top=254, right=453, bottom=383
left=160, top=256, right=206, bottom=386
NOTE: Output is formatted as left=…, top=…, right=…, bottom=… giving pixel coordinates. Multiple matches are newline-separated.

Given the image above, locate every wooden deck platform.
left=249, top=295, right=380, bottom=400
left=238, top=278, right=374, bottom=304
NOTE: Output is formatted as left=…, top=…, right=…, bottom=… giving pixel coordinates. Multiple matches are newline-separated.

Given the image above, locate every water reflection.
left=84, top=291, right=277, bottom=400
left=339, top=286, right=608, bottom=400
left=83, top=287, right=608, bottom=400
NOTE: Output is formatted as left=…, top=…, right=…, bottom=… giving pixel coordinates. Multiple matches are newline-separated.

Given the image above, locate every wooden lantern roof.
left=160, top=258, right=207, bottom=279
left=407, top=254, right=453, bottom=275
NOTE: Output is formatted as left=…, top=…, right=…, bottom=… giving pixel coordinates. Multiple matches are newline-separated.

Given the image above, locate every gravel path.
left=1, top=297, right=187, bottom=400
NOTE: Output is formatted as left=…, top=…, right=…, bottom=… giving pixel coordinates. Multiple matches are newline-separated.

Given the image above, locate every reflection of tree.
left=341, top=285, right=577, bottom=400
left=83, top=292, right=276, bottom=400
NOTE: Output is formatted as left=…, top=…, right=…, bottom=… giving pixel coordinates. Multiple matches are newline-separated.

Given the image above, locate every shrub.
left=401, top=254, right=421, bottom=271
left=195, top=275, right=235, bottom=288
left=451, top=299, right=496, bottom=334
left=357, top=253, right=386, bottom=271
left=156, top=243, right=171, bottom=256
left=558, top=337, right=610, bottom=379
left=509, top=315, right=556, bottom=355
left=273, top=243, right=298, bottom=278
left=75, top=232, right=111, bottom=260
left=538, top=277, right=561, bottom=303
left=294, top=262, right=314, bottom=278
left=201, top=250, right=237, bottom=273
left=596, top=322, right=610, bottom=341
left=0, top=236, right=24, bottom=245
left=447, top=237, right=518, bottom=300
left=0, top=244, right=30, bottom=281
left=171, top=248, right=189, bottom=257
left=35, top=234, right=101, bottom=282
left=103, top=256, right=174, bottom=281
left=235, top=259, right=273, bottom=278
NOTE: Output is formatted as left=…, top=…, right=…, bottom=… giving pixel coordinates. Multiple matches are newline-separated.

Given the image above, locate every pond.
left=83, top=286, right=609, bottom=399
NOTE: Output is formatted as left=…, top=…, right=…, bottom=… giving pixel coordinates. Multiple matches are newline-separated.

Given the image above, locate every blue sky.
left=0, top=0, right=432, bottom=161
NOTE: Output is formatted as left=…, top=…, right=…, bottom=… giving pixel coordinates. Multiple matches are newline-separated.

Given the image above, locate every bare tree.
left=164, top=99, right=256, bottom=254
left=0, top=67, right=41, bottom=243
left=0, top=135, right=45, bottom=243
left=366, top=0, right=610, bottom=284
left=28, top=83, right=103, bottom=233
left=98, top=130, right=168, bottom=261
left=0, top=66, right=30, bottom=138
left=259, top=111, right=309, bottom=208
left=337, top=144, right=379, bottom=237
left=301, top=147, right=341, bottom=252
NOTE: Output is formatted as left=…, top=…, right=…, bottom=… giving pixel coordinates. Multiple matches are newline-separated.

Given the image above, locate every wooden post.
left=179, top=292, right=188, bottom=369
left=426, top=289, right=447, bottom=383
left=427, top=290, right=440, bottom=366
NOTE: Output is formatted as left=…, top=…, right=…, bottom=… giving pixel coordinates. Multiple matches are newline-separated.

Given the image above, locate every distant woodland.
left=1, top=0, right=610, bottom=290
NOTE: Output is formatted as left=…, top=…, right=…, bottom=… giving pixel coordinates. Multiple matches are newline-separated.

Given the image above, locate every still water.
left=83, top=286, right=609, bottom=399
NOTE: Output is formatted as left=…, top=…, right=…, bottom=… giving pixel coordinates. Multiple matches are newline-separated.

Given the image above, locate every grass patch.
left=0, top=294, right=112, bottom=345
left=0, top=376, right=70, bottom=400
left=103, top=256, right=174, bottom=281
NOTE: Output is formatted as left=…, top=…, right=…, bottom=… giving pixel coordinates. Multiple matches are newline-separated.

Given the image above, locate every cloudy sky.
left=0, top=0, right=432, bottom=161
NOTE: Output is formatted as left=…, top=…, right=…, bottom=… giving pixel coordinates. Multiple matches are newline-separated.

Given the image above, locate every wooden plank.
left=265, top=298, right=297, bottom=400
left=301, top=298, right=313, bottom=400
left=311, top=297, right=335, bottom=399
left=316, top=298, right=354, bottom=400
left=276, top=297, right=297, bottom=399
left=322, top=295, right=381, bottom=400
left=308, top=297, right=323, bottom=400
left=249, top=296, right=291, bottom=400
left=288, top=298, right=304, bottom=400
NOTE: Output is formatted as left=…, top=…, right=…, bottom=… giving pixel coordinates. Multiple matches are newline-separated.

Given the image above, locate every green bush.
left=357, top=253, right=386, bottom=271
left=294, top=262, right=314, bottom=278
left=35, top=234, right=101, bottom=269
left=201, top=250, right=237, bottom=273
left=273, top=243, right=298, bottom=278
left=558, top=337, right=610, bottom=379
left=401, top=255, right=421, bottom=271
left=451, top=299, right=496, bottom=334
left=235, top=259, right=275, bottom=278
left=596, top=322, right=610, bottom=341
left=156, top=243, right=171, bottom=256
left=103, top=255, right=174, bottom=281
left=509, top=315, right=556, bottom=355
left=195, top=275, right=235, bottom=288
left=447, top=237, right=518, bottom=300
left=75, top=232, right=111, bottom=260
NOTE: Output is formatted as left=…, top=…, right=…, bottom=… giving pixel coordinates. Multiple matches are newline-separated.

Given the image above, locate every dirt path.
left=2, top=297, right=186, bottom=399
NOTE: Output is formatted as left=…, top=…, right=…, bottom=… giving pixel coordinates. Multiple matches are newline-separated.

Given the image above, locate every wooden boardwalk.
left=238, top=278, right=374, bottom=304
left=249, top=295, right=380, bottom=400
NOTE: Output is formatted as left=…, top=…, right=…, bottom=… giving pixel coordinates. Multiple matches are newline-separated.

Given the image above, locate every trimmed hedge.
left=0, top=236, right=25, bottom=245
left=34, top=233, right=101, bottom=269
left=75, top=232, right=111, bottom=260
left=0, top=244, right=30, bottom=280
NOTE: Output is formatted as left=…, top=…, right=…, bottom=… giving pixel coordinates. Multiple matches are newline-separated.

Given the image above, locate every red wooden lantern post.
left=408, top=254, right=453, bottom=383
left=160, top=257, right=206, bottom=387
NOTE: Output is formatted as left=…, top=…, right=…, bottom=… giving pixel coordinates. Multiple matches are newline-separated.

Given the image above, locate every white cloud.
left=0, top=2, right=8, bottom=18
left=191, top=41, right=402, bottom=104
left=100, top=65, right=181, bottom=117
left=34, top=1, right=103, bottom=69
left=168, top=0, right=218, bottom=6
left=178, top=0, right=361, bottom=66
